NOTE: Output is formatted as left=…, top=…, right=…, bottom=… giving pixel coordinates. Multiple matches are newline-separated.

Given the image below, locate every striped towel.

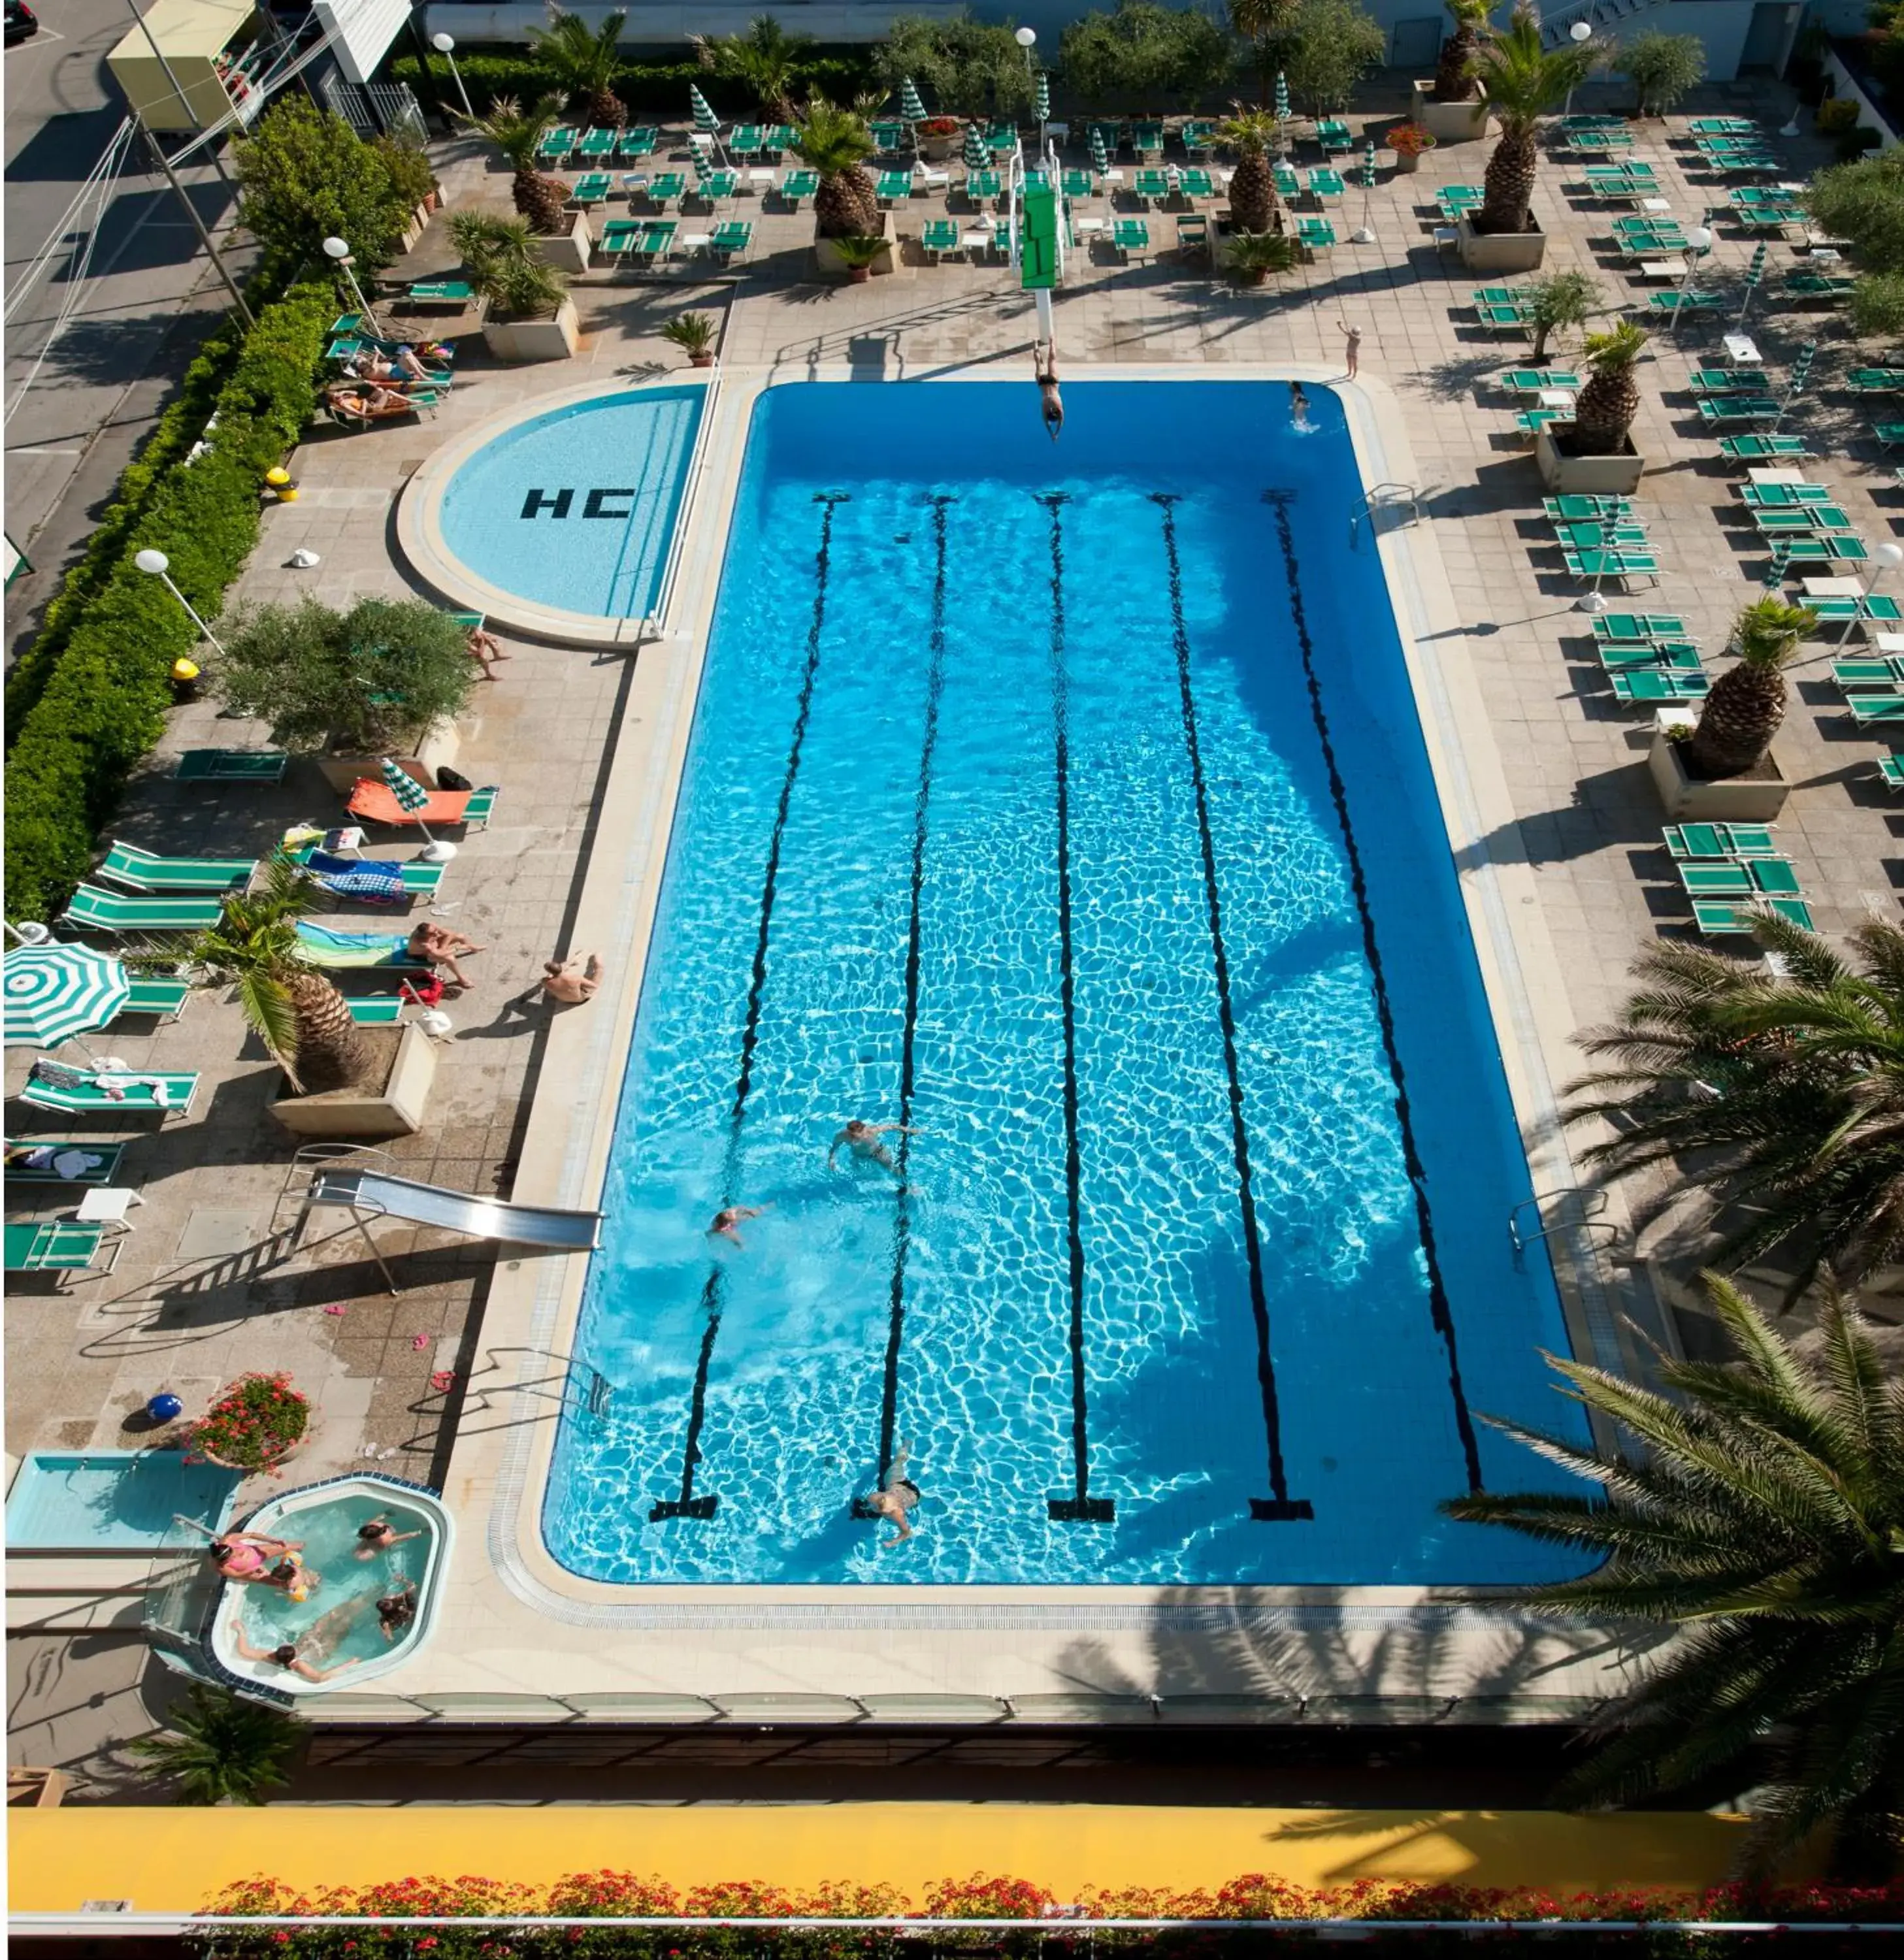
left=304, top=850, right=405, bottom=902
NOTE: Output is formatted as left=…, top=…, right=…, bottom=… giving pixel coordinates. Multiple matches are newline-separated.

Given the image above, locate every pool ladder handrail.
left=1509, top=1186, right=1622, bottom=1260
left=645, top=358, right=724, bottom=642
left=1349, top=481, right=1421, bottom=547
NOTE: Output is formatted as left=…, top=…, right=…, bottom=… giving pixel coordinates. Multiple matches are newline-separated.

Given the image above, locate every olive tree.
left=1272, top=0, right=1387, bottom=116
left=872, top=17, right=1034, bottom=120
left=1615, top=31, right=1705, bottom=117
left=1805, top=148, right=1904, bottom=336
left=1059, top=2, right=1233, bottom=113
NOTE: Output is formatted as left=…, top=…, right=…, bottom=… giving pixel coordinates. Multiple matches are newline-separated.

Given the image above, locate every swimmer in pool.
left=227, top=1612, right=363, bottom=1683
left=353, top=1517, right=423, bottom=1560
left=827, top=1119, right=917, bottom=1173
left=1289, top=381, right=1311, bottom=431
left=207, top=1531, right=303, bottom=1584
left=709, top=1204, right=767, bottom=1247
left=862, top=1441, right=922, bottom=1548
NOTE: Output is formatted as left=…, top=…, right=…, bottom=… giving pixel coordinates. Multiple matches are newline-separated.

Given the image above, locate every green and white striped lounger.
left=1598, top=642, right=1701, bottom=673
left=4, top=1222, right=121, bottom=1282
left=176, top=749, right=288, bottom=783
left=1663, top=823, right=1778, bottom=859
left=3, top=1141, right=129, bottom=1185
left=346, top=995, right=406, bottom=1025
left=118, top=975, right=191, bottom=1020
left=1678, top=858, right=1803, bottom=898
left=19, top=1068, right=200, bottom=1117
left=59, top=885, right=224, bottom=934
left=1847, top=693, right=1904, bottom=725
left=98, top=840, right=256, bottom=892
left=1880, top=756, right=1904, bottom=791
left=1692, top=896, right=1814, bottom=934
left=1609, top=668, right=1709, bottom=704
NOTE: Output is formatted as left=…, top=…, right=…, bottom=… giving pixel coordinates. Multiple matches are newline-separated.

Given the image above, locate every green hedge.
left=390, top=48, right=876, bottom=119
left=4, top=283, right=335, bottom=925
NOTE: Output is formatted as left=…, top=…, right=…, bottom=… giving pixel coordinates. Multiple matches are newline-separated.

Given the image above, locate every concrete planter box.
left=1413, top=79, right=1490, bottom=144
left=531, top=214, right=591, bottom=275
left=1458, top=212, right=1545, bottom=274
left=814, top=212, right=899, bottom=278
left=1649, top=731, right=1792, bottom=822
left=483, top=297, right=581, bottom=363
left=271, top=1023, right=438, bottom=1141
left=312, top=717, right=461, bottom=796
left=1536, top=423, right=1646, bottom=494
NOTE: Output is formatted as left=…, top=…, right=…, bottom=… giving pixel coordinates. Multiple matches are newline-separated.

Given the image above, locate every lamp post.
left=432, top=32, right=474, bottom=120
left=1015, top=24, right=1036, bottom=77
left=1673, top=223, right=1713, bottom=335
left=1563, top=20, right=1592, bottom=120
left=135, top=549, right=227, bottom=658
left=322, top=236, right=381, bottom=338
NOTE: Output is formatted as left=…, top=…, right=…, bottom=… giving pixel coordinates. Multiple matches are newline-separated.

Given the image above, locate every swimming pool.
left=546, top=378, right=1592, bottom=1587
left=435, top=385, right=706, bottom=622
left=5, top=1450, right=240, bottom=1550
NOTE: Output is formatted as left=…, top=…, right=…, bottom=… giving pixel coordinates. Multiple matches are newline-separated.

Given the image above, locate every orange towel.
left=346, top=779, right=474, bottom=827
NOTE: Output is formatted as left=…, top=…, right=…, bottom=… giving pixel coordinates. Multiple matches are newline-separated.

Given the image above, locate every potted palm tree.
left=453, top=212, right=580, bottom=361
left=661, top=311, right=718, bottom=367
left=1413, top=0, right=1492, bottom=143
left=1458, top=5, right=1600, bottom=273
left=1219, top=108, right=1282, bottom=238
left=829, top=235, right=887, bottom=284
left=528, top=7, right=628, bottom=128
left=1537, top=317, right=1647, bottom=493
left=795, top=95, right=890, bottom=276
left=1649, top=595, right=1815, bottom=821
left=131, top=1686, right=303, bottom=1805
left=182, top=854, right=439, bottom=1137
left=690, top=16, right=814, bottom=125
left=1226, top=231, right=1298, bottom=287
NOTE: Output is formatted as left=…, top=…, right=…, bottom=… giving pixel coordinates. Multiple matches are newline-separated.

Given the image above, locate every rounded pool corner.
left=209, top=1476, right=453, bottom=1697
left=397, top=378, right=710, bottom=647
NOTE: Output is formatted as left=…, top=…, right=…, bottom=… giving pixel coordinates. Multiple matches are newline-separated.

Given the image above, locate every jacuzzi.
left=209, top=1476, right=451, bottom=1695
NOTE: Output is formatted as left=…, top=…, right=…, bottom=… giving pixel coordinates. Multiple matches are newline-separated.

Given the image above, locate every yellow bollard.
left=264, top=466, right=298, bottom=502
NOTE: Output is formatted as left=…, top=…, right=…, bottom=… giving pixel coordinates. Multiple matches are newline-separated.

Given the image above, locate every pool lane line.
left=855, top=494, right=957, bottom=1516
left=1151, top=495, right=1313, bottom=1526
left=1261, top=489, right=1484, bottom=1494
left=1039, top=491, right=1115, bottom=1526
left=650, top=491, right=851, bottom=1524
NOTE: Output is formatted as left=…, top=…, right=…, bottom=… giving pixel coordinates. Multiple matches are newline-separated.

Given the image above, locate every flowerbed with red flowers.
left=197, top=1874, right=1904, bottom=1957
left=919, top=118, right=961, bottom=139
left=184, top=1372, right=310, bottom=1475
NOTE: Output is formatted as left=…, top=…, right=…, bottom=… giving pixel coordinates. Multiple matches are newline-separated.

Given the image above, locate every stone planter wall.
left=1458, top=212, right=1545, bottom=274
left=814, top=212, right=900, bottom=279
left=1536, top=423, right=1646, bottom=493
left=483, top=297, right=582, bottom=363
left=531, top=215, right=591, bottom=275
left=312, top=717, right=462, bottom=796
left=1648, top=731, right=1792, bottom=822
left=271, top=1022, right=439, bottom=1141
left=1413, top=80, right=1490, bottom=144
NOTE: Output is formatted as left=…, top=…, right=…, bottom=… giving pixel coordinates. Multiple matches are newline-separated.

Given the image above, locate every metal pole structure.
left=323, top=237, right=382, bottom=337
left=1673, top=224, right=1713, bottom=337
left=135, top=122, right=254, bottom=328
left=134, top=549, right=229, bottom=656
left=432, top=33, right=474, bottom=120
left=1562, top=20, right=1592, bottom=120
left=121, top=0, right=235, bottom=186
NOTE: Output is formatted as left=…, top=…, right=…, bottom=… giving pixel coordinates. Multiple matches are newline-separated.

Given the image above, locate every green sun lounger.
left=59, top=885, right=224, bottom=934
left=778, top=170, right=819, bottom=208
left=1515, top=409, right=1569, bottom=436
left=1664, top=823, right=1779, bottom=860
left=97, top=841, right=255, bottom=892
left=964, top=169, right=1001, bottom=204
left=4, top=1141, right=128, bottom=1185
left=1277, top=164, right=1302, bottom=201
left=1177, top=168, right=1214, bottom=201
left=694, top=169, right=737, bottom=204
left=405, top=281, right=474, bottom=309
left=1509, top=372, right=1584, bottom=395
left=1779, top=274, right=1854, bottom=302
left=617, top=127, right=658, bottom=159
left=1648, top=290, right=1722, bottom=318
left=1598, top=641, right=1702, bottom=672
left=1679, top=858, right=1803, bottom=898
left=1546, top=495, right=1631, bottom=521
left=1554, top=522, right=1649, bottom=551
left=1112, top=220, right=1151, bottom=260
left=117, top=974, right=191, bottom=1020
left=1805, top=596, right=1901, bottom=632
left=4, top=1221, right=121, bottom=1282
left=1133, top=169, right=1172, bottom=204
left=1847, top=693, right=1904, bottom=724
left=1755, top=506, right=1856, bottom=534
left=576, top=127, right=617, bottom=161
left=175, top=749, right=287, bottom=783
left=1833, top=657, right=1904, bottom=689
left=1132, top=120, right=1164, bottom=157
left=1694, top=896, right=1814, bottom=934
left=1718, top=434, right=1811, bottom=462
left=1481, top=306, right=1534, bottom=335
left=1880, top=756, right=1904, bottom=791
left=709, top=220, right=753, bottom=260
left=1296, top=217, right=1336, bottom=250
left=1594, top=613, right=1692, bottom=644
left=1306, top=169, right=1343, bottom=201
left=19, top=1068, right=200, bottom=1118
left=1062, top=169, right=1096, bottom=201
left=1317, top=118, right=1352, bottom=153
left=286, top=845, right=445, bottom=896
left=570, top=174, right=614, bottom=206
left=346, top=995, right=405, bottom=1025
left=1772, top=535, right=1871, bottom=566
left=1740, top=483, right=1833, bottom=508
left=876, top=171, right=915, bottom=204
left=1564, top=549, right=1660, bottom=585
left=536, top=127, right=577, bottom=164
left=1610, top=668, right=1709, bottom=704
left=634, top=173, right=685, bottom=210
left=1848, top=369, right=1904, bottom=393
left=1698, top=398, right=1782, bottom=425
left=921, top=219, right=961, bottom=259
left=1691, top=370, right=1774, bottom=396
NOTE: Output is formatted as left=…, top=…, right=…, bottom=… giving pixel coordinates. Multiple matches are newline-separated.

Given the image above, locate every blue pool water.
left=6, top=1450, right=240, bottom=1548
left=546, top=379, right=1593, bottom=1587
left=439, top=385, right=705, bottom=619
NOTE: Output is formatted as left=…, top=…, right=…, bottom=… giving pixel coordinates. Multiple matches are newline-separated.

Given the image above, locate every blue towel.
left=305, top=850, right=405, bottom=902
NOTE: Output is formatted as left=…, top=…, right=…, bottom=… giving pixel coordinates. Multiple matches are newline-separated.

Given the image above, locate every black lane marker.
left=1262, top=489, right=1483, bottom=1493
left=1153, top=495, right=1312, bottom=1524
left=1040, top=493, right=1114, bottom=1525
left=854, top=494, right=956, bottom=1512
left=651, top=491, right=850, bottom=1523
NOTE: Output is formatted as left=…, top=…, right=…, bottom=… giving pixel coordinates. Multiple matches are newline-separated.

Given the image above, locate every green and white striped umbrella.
left=1035, top=72, right=1050, bottom=123
left=900, top=77, right=927, bottom=123
left=1361, top=139, right=1377, bottom=190
left=3, top=943, right=129, bottom=1048
left=964, top=123, right=989, bottom=170
left=1773, top=341, right=1816, bottom=433
left=1275, top=72, right=1290, bottom=123
left=380, top=757, right=431, bottom=814
left=1737, top=240, right=1767, bottom=323
left=689, top=84, right=719, bottom=133
left=1089, top=125, right=1109, bottom=170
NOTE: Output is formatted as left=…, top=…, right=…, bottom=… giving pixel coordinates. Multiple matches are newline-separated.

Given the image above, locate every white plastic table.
left=1748, top=468, right=1808, bottom=486
left=74, top=1188, right=142, bottom=1230
left=1723, top=333, right=1762, bottom=365
left=1801, top=576, right=1864, bottom=598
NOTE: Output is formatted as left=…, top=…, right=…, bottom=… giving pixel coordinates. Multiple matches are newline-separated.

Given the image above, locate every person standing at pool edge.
left=1338, top=321, right=1361, bottom=380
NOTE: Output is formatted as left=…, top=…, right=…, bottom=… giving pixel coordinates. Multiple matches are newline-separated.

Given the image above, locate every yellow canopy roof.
left=110, top=0, right=254, bottom=68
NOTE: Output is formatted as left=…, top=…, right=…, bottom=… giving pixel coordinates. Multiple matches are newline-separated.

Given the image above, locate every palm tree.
left=691, top=15, right=815, bottom=125
left=1230, top=0, right=1297, bottom=107
left=451, top=211, right=570, bottom=321
left=527, top=7, right=627, bottom=129
left=131, top=1686, right=304, bottom=1805
left=460, top=94, right=572, bottom=234
left=182, top=853, right=370, bottom=1096
left=793, top=95, right=879, bottom=240
left=1684, top=593, right=1818, bottom=779
left=1219, top=107, right=1283, bottom=237
left=1563, top=911, right=1904, bottom=1294
left=1524, top=270, right=1605, bottom=363
left=1443, top=1273, right=1904, bottom=1876
left=1570, top=319, right=1649, bottom=453
left=1432, top=0, right=1491, bottom=104
left=1473, top=5, right=1600, bottom=236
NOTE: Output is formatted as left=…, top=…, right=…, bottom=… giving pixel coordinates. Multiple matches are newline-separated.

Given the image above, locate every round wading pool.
left=401, top=382, right=708, bottom=644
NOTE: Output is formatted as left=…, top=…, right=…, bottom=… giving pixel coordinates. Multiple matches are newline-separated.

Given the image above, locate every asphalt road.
left=3, top=0, right=251, bottom=662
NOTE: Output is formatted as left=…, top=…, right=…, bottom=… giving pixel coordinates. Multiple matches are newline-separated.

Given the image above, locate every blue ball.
left=146, top=1393, right=184, bottom=1423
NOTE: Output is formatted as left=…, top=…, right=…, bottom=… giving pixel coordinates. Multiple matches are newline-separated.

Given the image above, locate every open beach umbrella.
left=4, top=943, right=129, bottom=1051
left=1737, top=240, right=1767, bottom=323
left=964, top=123, right=989, bottom=171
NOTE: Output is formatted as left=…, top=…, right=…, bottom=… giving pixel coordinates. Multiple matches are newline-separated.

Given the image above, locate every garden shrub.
left=872, top=18, right=1037, bottom=120
left=1058, top=2, right=1234, bottom=113
left=389, top=48, right=875, bottom=119
left=3, top=282, right=333, bottom=925
left=233, top=96, right=423, bottom=274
